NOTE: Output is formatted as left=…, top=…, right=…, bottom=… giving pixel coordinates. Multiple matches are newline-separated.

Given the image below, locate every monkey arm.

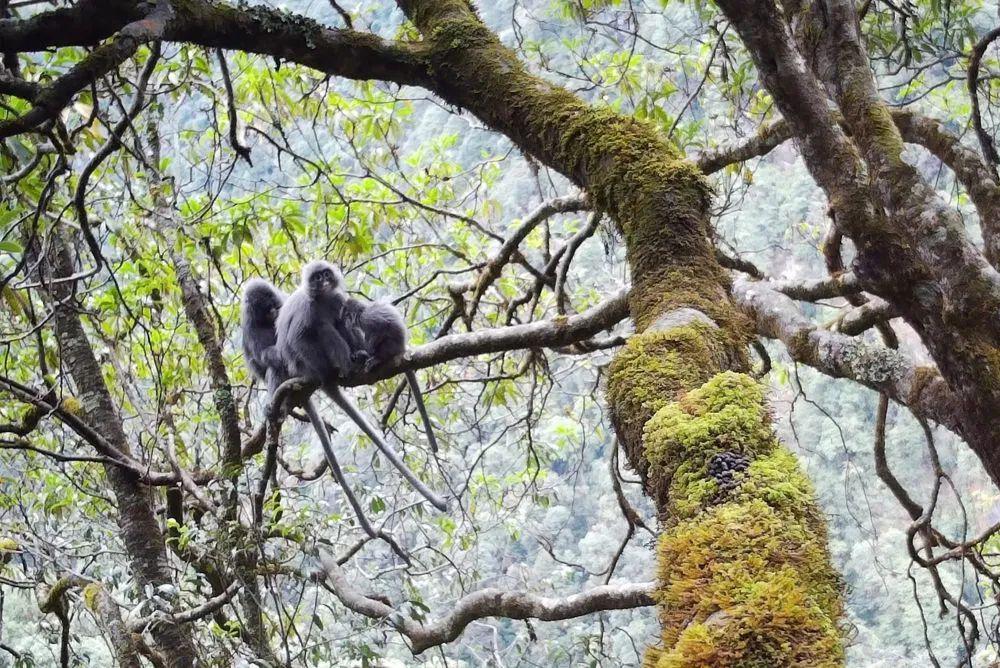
left=259, top=345, right=284, bottom=369
left=315, top=321, right=355, bottom=379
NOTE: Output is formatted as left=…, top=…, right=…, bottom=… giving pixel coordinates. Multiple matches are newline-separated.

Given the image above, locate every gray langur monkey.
left=274, top=261, right=448, bottom=512
left=341, top=299, right=440, bottom=454
left=240, top=279, right=410, bottom=561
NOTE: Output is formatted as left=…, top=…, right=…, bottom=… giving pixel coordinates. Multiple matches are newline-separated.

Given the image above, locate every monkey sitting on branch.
left=273, top=261, right=448, bottom=512
left=241, top=278, right=412, bottom=561
left=340, top=297, right=440, bottom=454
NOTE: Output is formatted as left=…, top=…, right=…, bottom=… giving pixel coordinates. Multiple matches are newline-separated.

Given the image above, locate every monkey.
left=341, top=299, right=440, bottom=454
left=274, top=261, right=448, bottom=512
left=240, top=278, right=286, bottom=401
left=241, top=278, right=411, bottom=561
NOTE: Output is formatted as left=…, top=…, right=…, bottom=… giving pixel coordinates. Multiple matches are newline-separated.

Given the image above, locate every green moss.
left=736, top=447, right=825, bottom=529
left=0, top=536, right=17, bottom=565
left=606, top=325, right=732, bottom=485
left=652, top=499, right=844, bottom=667
left=643, top=372, right=777, bottom=519
left=406, top=6, right=843, bottom=663
left=635, top=372, right=844, bottom=663
left=60, top=396, right=82, bottom=416
left=39, top=577, right=76, bottom=613
left=82, top=582, right=102, bottom=612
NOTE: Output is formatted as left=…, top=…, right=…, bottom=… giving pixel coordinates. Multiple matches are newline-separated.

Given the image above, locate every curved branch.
left=0, top=378, right=209, bottom=486
left=0, top=2, right=172, bottom=139
left=167, top=0, right=432, bottom=87
left=358, top=288, right=629, bottom=384
left=463, top=194, right=588, bottom=320
left=315, top=548, right=653, bottom=654
left=695, top=119, right=792, bottom=174
left=761, top=272, right=862, bottom=302
left=967, top=27, right=1000, bottom=172
left=128, top=579, right=243, bottom=632
left=892, top=109, right=1000, bottom=263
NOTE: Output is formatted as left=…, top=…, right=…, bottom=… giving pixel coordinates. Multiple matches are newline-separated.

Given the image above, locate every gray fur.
left=240, top=278, right=288, bottom=401
left=342, top=299, right=440, bottom=454
left=241, top=276, right=416, bottom=549
left=275, top=261, right=447, bottom=511
left=275, top=261, right=355, bottom=383
left=349, top=300, right=407, bottom=372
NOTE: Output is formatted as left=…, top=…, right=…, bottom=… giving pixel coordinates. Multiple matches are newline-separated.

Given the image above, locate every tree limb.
left=0, top=1, right=172, bottom=138
left=695, top=119, right=792, bottom=174
left=732, top=275, right=957, bottom=433
left=315, top=547, right=653, bottom=654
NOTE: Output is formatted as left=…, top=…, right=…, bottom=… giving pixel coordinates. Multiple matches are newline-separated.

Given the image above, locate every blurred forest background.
left=2, top=0, right=999, bottom=665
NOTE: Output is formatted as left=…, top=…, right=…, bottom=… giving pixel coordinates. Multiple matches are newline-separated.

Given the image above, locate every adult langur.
left=273, top=261, right=448, bottom=512
left=241, top=278, right=411, bottom=561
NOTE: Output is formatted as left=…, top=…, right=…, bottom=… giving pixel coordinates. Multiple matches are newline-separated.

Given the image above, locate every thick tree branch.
left=892, top=110, right=1000, bottom=263
left=760, top=272, right=862, bottom=302
left=732, top=275, right=957, bottom=432
left=354, top=289, right=629, bottom=384
left=967, top=27, right=1000, bottom=172
left=0, top=0, right=434, bottom=131
left=0, top=2, right=172, bottom=138
left=695, top=119, right=792, bottom=173
left=167, top=0, right=432, bottom=87
left=0, top=0, right=134, bottom=52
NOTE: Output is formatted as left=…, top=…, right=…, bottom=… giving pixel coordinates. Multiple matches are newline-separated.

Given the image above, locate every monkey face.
left=305, top=263, right=341, bottom=296
left=243, top=281, right=284, bottom=325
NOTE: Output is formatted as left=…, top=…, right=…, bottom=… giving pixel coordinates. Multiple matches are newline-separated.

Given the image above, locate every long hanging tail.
left=405, top=369, right=439, bottom=454
left=326, top=385, right=448, bottom=512
left=303, top=399, right=411, bottom=563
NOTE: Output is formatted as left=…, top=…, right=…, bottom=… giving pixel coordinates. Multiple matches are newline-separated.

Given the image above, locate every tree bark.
left=392, top=1, right=844, bottom=663
left=717, top=0, right=1000, bottom=491
left=37, top=233, right=198, bottom=667
left=3, top=1, right=848, bottom=661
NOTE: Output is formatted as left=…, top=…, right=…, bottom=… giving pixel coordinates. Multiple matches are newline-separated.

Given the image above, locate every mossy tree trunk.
left=395, top=1, right=844, bottom=664
left=0, top=1, right=846, bottom=662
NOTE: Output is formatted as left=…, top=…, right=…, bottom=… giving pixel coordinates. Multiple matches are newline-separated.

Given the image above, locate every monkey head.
left=242, top=278, right=284, bottom=325
left=301, top=260, right=343, bottom=298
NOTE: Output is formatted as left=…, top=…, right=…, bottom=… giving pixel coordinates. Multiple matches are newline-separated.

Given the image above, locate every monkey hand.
left=351, top=350, right=372, bottom=371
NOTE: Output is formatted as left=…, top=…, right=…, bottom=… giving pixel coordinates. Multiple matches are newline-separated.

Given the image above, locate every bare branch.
left=759, top=273, right=862, bottom=302
left=458, top=194, right=588, bottom=320
left=695, top=119, right=792, bottom=174
left=967, top=27, right=1000, bottom=172
left=215, top=48, right=251, bottom=165
left=357, top=289, right=629, bottom=384
left=128, top=580, right=243, bottom=632
left=892, top=110, right=1000, bottom=264
left=315, top=548, right=653, bottom=654
left=0, top=2, right=172, bottom=138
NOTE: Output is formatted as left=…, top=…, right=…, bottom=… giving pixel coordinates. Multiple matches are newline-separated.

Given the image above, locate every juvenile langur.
left=241, top=279, right=410, bottom=560
left=342, top=299, right=440, bottom=454
left=275, top=261, right=448, bottom=512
